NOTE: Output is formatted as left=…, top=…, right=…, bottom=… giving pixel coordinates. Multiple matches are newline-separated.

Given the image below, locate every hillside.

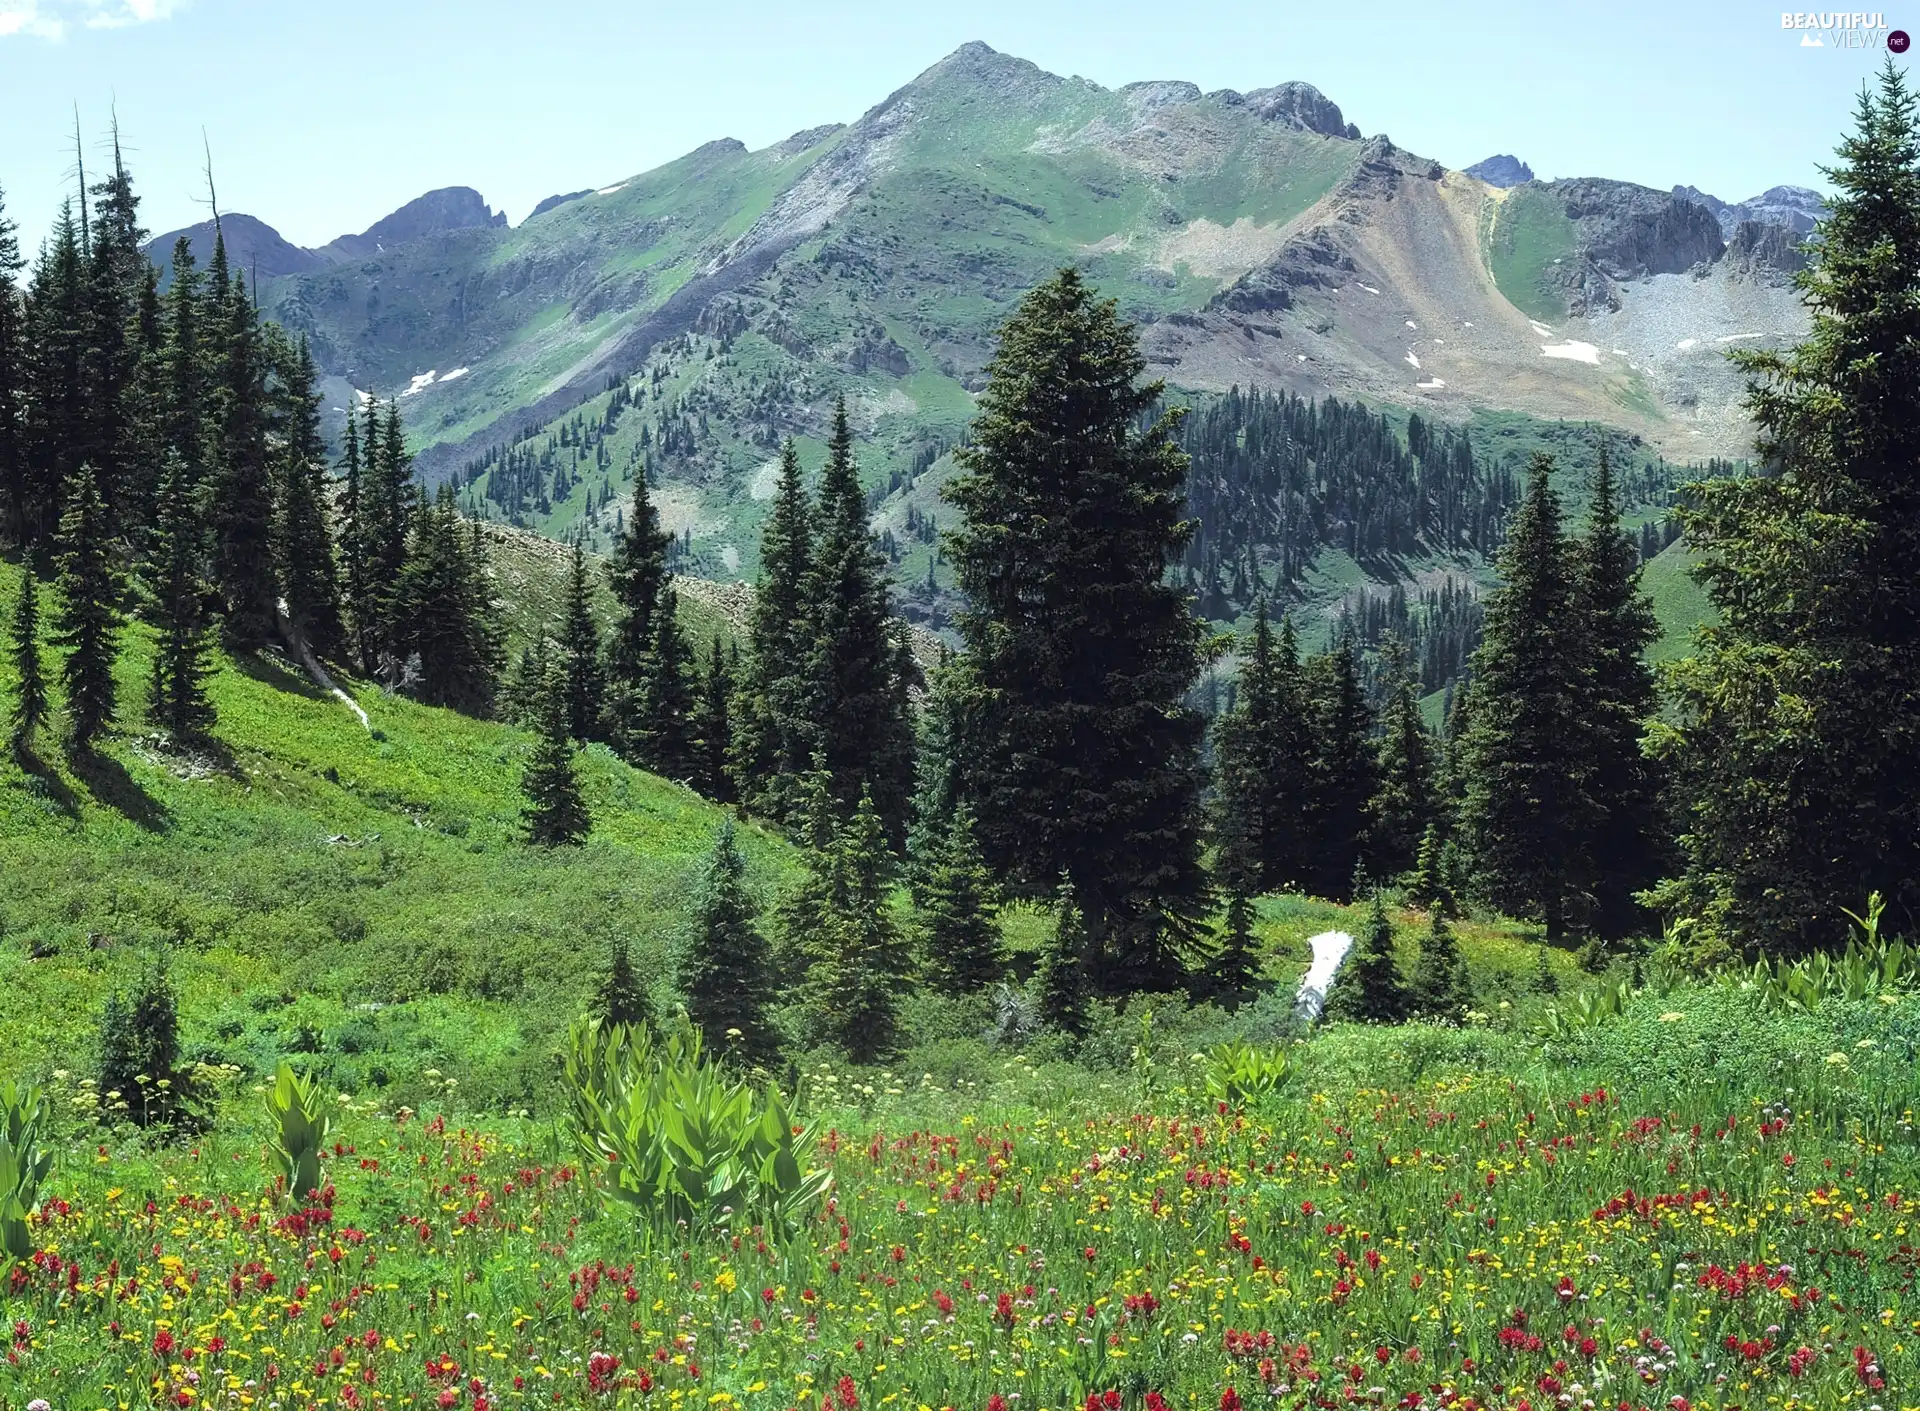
left=0, top=551, right=797, bottom=1115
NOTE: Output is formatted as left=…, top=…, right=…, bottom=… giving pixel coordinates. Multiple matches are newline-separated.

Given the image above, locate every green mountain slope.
left=0, top=553, right=795, bottom=1113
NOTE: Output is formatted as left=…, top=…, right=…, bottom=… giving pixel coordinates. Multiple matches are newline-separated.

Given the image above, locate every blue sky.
left=0, top=0, right=1906, bottom=252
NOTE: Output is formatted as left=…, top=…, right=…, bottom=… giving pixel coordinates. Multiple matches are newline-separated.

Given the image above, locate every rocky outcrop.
left=1465, top=154, right=1533, bottom=188
left=1215, top=81, right=1361, bottom=139
left=529, top=190, right=592, bottom=219
left=1556, top=179, right=1725, bottom=280
left=1724, top=218, right=1809, bottom=282
left=326, top=187, right=507, bottom=259
left=1673, top=183, right=1823, bottom=239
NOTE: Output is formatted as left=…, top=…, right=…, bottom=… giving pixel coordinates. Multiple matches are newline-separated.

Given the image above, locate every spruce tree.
left=732, top=439, right=816, bottom=816
left=8, top=563, right=46, bottom=751
left=273, top=337, right=344, bottom=659
left=633, top=585, right=700, bottom=781
left=906, top=649, right=963, bottom=907
left=98, top=956, right=181, bottom=1128
left=144, top=450, right=216, bottom=741
left=1208, top=885, right=1260, bottom=1009
left=1406, top=821, right=1454, bottom=916
left=0, top=184, right=29, bottom=549
left=604, top=463, right=671, bottom=704
left=1211, top=602, right=1311, bottom=894
left=694, top=635, right=735, bottom=802
left=1459, top=456, right=1595, bottom=941
left=680, top=817, right=780, bottom=1068
left=1651, top=74, right=1920, bottom=952
left=1408, top=912, right=1470, bottom=1021
left=943, top=268, right=1208, bottom=990
left=1327, top=892, right=1410, bottom=1024
left=593, top=936, right=649, bottom=1028
left=521, top=667, right=590, bottom=847
left=1036, top=877, right=1092, bottom=1038
left=1299, top=629, right=1379, bottom=902
left=813, top=790, right=911, bottom=1063
left=1572, top=444, right=1663, bottom=940
left=80, top=137, right=145, bottom=533
left=387, top=488, right=501, bottom=712
left=22, top=203, right=87, bottom=551
left=53, top=463, right=122, bottom=751
left=803, top=397, right=916, bottom=843
left=159, top=238, right=206, bottom=486
left=556, top=543, right=604, bottom=741
left=917, top=804, right=1005, bottom=995
left=208, top=264, right=277, bottom=646
left=1369, top=638, right=1437, bottom=883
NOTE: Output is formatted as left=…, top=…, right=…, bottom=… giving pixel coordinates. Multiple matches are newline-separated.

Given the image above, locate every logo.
left=1782, top=11, right=1898, bottom=47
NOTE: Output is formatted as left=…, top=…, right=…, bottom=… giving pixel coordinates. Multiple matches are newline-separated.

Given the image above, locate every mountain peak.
left=1216, top=81, right=1360, bottom=139
left=328, top=186, right=506, bottom=259
left=1465, top=154, right=1534, bottom=187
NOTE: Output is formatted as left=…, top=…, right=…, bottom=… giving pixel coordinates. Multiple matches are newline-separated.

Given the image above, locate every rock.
left=325, top=187, right=507, bottom=259
left=1724, top=218, right=1809, bottom=282
left=1464, top=154, right=1534, bottom=187
left=1243, top=81, right=1360, bottom=139
left=1554, top=178, right=1726, bottom=279
left=1673, top=182, right=1823, bottom=239
left=529, top=190, right=592, bottom=219
left=142, top=212, right=329, bottom=285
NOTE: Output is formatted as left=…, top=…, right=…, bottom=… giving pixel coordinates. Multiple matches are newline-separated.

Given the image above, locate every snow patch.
left=438, top=367, right=470, bottom=383
left=1676, top=337, right=1699, bottom=351
left=1295, top=930, right=1354, bottom=1023
left=1612, top=347, right=1630, bottom=355
left=1295, top=353, right=1307, bottom=362
left=1716, top=332, right=1763, bottom=343
left=720, top=544, right=741, bottom=572
left=401, top=370, right=439, bottom=397
left=1357, top=283, right=1381, bottom=294
left=353, top=387, right=372, bottom=404
left=1528, top=320, right=1554, bottom=338
left=1405, top=319, right=1418, bottom=329
left=596, top=183, right=628, bottom=196
left=1404, top=349, right=1422, bottom=369
left=1417, top=377, right=1447, bottom=389
left=1541, top=340, right=1601, bottom=364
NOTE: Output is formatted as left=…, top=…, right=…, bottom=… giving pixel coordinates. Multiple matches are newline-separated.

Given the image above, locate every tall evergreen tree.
left=633, top=584, right=700, bottom=781
left=905, top=648, right=963, bottom=906
left=52, top=463, right=122, bottom=750
left=732, top=439, right=816, bottom=816
left=21, top=203, right=88, bottom=551
left=917, top=804, right=1005, bottom=995
left=1211, top=603, right=1310, bottom=893
left=1369, top=637, right=1437, bottom=883
left=8, top=563, right=46, bottom=751
left=1299, top=629, right=1379, bottom=902
left=812, top=791, right=912, bottom=1063
left=1652, top=67, right=1920, bottom=953
left=556, top=543, right=604, bottom=741
left=680, top=817, right=779, bottom=1068
left=1572, top=444, right=1663, bottom=939
left=336, top=411, right=374, bottom=671
left=80, top=135, right=145, bottom=532
left=1459, top=456, right=1595, bottom=941
left=1207, top=885, right=1260, bottom=1009
left=143, top=450, right=216, bottom=741
left=803, top=397, right=916, bottom=843
left=387, top=488, right=501, bottom=712
left=521, top=667, right=589, bottom=847
left=605, top=463, right=671, bottom=695
left=208, top=257, right=277, bottom=645
left=0, top=184, right=30, bottom=549
left=694, top=635, right=735, bottom=803
left=159, top=237, right=206, bottom=496
left=272, top=337, right=344, bottom=658
left=1327, top=892, right=1411, bottom=1024
left=943, top=268, right=1208, bottom=991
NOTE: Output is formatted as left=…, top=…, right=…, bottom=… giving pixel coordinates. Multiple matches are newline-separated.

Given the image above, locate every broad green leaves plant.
left=264, top=1061, right=331, bottom=1203
left=563, top=1018, right=831, bottom=1239
left=1203, top=1040, right=1291, bottom=1109
left=0, top=1082, right=53, bottom=1261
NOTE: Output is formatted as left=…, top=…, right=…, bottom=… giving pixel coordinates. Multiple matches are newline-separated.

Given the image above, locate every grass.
left=1485, top=183, right=1578, bottom=323
left=1642, top=536, right=1719, bottom=664
left=0, top=553, right=793, bottom=1116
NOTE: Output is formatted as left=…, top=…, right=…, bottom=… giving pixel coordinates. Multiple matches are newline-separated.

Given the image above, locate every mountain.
left=1464, top=154, right=1533, bottom=187
left=133, top=42, right=1801, bottom=648
left=1671, top=183, right=1824, bottom=238
left=143, top=210, right=331, bottom=282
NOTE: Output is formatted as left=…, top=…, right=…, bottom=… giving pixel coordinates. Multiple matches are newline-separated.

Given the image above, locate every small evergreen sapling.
left=1328, top=892, right=1411, bottom=1024
left=7, top=563, right=45, bottom=750
left=521, top=669, right=590, bottom=847
left=595, top=936, right=650, bottom=1028
left=680, top=817, right=780, bottom=1068
left=917, top=804, right=1005, bottom=996
left=1410, top=912, right=1471, bottom=1021
left=1038, top=877, right=1092, bottom=1038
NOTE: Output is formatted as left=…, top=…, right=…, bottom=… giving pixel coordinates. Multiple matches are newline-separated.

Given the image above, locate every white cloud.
left=0, top=0, right=183, bottom=40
